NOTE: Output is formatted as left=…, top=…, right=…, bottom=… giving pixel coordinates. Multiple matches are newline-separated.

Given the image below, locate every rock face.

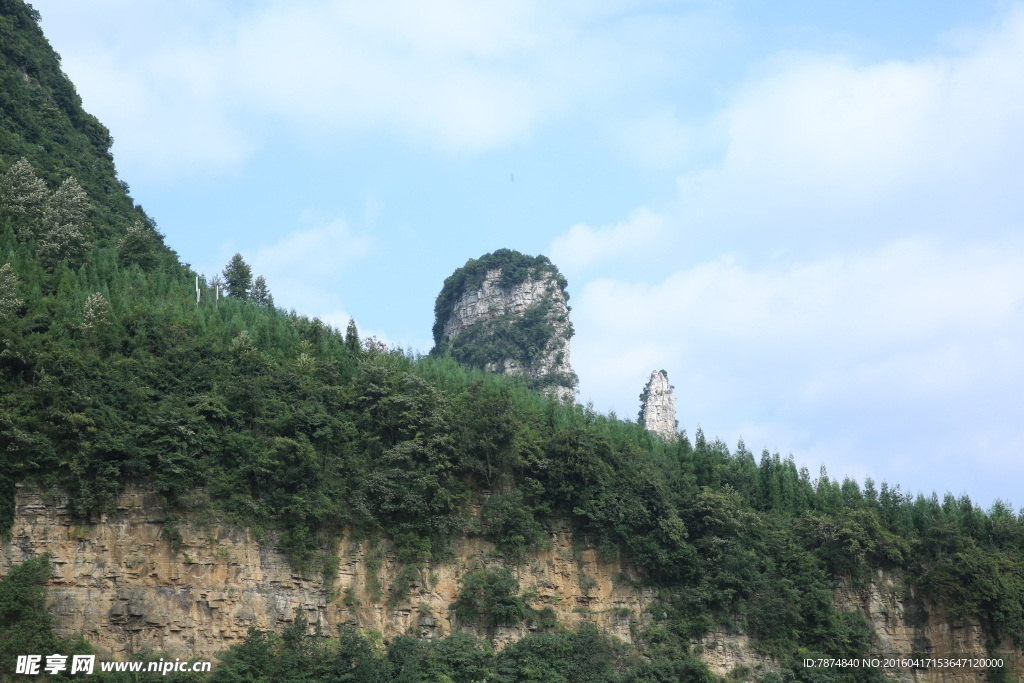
left=833, top=572, right=1024, bottom=683
left=3, top=485, right=1021, bottom=683
left=639, top=370, right=677, bottom=439
left=435, top=250, right=576, bottom=402
left=2, top=486, right=645, bottom=660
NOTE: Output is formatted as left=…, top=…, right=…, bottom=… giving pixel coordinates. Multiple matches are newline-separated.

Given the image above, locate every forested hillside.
left=2, top=2, right=1024, bottom=682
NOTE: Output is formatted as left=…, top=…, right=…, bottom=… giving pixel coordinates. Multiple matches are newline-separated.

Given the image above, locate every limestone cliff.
left=3, top=485, right=1021, bottom=683
left=433, top=249, right=576, bottom=402
left=639, top=370, right=677, bottom=439
left=2, top=486, right=644, bottom=659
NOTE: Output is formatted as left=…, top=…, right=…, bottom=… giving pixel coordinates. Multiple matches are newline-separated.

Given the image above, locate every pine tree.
left=41, top=177, right=90, bottom=235
left=345, top=318, right=360, bottom=354
left=37, top=223, right=92, bottom=270
left=81, top=292, right=110, bottom=331
left=222, top=253, right=253, bottom=300
left=251, top=275, right=273, bottom=307
left=0, top=264, right=24, bottom=320
left=209, top=274, right=224, bottom=295
left=37, top=177, right=92, bottom=269
left=0, top=158, right=47, bottom=225
left=117, top=220, right=159, bottom=270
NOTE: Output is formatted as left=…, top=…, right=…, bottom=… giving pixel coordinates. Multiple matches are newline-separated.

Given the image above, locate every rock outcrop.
left=833, top=572, right=1024, bottom=683
left=3, top=485, right=1021, bottom=683
left=639, top=370, right=677, bottom=439
left=434, top=250, right=576, bottom=402
left=1, top=486, right=645, bottom=660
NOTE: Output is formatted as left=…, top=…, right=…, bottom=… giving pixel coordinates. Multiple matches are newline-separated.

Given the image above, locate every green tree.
left=117, top=219, right=160, bottom=270
left=335, top=625, right=384, bottom=682
left=250, top=275, right=273, bottom=307
left=0, top=263, right=24, bottom=320
left=37, top=222, right=92, bottom=269
left=451, top=567, right=528, bottom=630
left=210, top=627, right=278, bottom=683
left=346, top=318, right=360, bottom=354
left=0, top=157, right=47, bottom=235
left=81, top=292, right=112, bottom=346
left=37, top=177, right=93, bottom=269
left=223, top=253, right=253, bottom=300
left=0, top=555, right=91, bottom=675
left=41, top=176, right=90, bottom=232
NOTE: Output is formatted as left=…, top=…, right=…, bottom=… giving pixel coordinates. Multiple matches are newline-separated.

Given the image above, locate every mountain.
left=2, top=3, right=1024, bottom=682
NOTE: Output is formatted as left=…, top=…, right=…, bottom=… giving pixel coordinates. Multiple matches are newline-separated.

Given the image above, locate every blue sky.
left=31, top=0, right=1024, bottom=507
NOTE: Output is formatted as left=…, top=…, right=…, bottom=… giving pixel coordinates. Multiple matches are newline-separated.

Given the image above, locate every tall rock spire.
left=433, top=249, right=577, bottom=403
left=639, top=370, right=677, bottom=439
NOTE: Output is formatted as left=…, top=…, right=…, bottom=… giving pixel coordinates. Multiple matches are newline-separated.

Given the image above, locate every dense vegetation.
left=431, top=248, right=577, bottom=394
left=203, top=614, right=717, bottom=683
left=1, top=2, right=1024, bottom=682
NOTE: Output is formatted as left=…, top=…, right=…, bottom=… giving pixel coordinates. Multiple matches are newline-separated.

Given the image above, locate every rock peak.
left=639, top=370, right=677, bottom=439
left=433, top=250, right=577, bottom=402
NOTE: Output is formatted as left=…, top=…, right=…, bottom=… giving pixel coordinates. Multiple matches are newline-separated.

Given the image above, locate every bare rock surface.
left=639, top=370, right=677, bottom=439
left=442, top=268, right=575, bottom=402
left=2, top=486, right=647, bottom=659
left=833, top=571, right=1024, bottom=683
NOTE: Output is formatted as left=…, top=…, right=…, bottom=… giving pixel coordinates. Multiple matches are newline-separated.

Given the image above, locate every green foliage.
left=451, top=567, right=528, bottom=630
left=250, top=275, right=272, bottom=307
left=0, top=156, right=45, bottom=219
left=345, top=318, right=360, bottom=354
left=388, top=564, right=421, bottom=607
left=215, top=620, right=729, bottom=683
left=211, top=613, right=358, bottom=683
left=222, top=253, right=253, bottom=300
left=0, top=261, right=21, bottom=318
left=35, top=176, right=92, bottom=270
left=117, top=219, right=160, bottom=271
left=0, top=554, right=93, bottom=675
left=482, top=489, right=547, bottom=560
left=494, top=622, right=628, bottom=683
left=0, top=457, right=14, bottom=538
left=534, top=606, right=558, bottom=630
left=0, top=5, right=156, bottom=248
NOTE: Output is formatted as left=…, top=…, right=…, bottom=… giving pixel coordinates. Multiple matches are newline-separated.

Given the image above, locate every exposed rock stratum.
left=3, top=485, right=1021, bottom=683
left=433, top=250, right=576, bottom=402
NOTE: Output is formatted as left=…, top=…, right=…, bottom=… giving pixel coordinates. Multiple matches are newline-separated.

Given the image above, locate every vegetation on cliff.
left=1, top=2, right=1024, bottom=682
left=431, top=248, right=567, bottom=347
left=430, top=248, right=577, bottom=394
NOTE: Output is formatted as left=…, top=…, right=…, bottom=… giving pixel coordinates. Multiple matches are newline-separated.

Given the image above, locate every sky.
left=29, top=0, right=1024, bottom=507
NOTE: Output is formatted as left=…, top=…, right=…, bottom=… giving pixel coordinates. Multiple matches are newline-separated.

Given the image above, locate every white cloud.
left=576, top=235, right=1024, bottom=402
left=615, top=108, right=695, bottom=167
left=34, top=0, right=718, bottom=175
left=570, top=235, right=1024, bottom=498
left=247, top=219, right=372, bottom=318
left=543, top=7, right=1024, bottom=503
left=549, top=207, right=665, bottom=275
left=672, top=8, right=1024, bottom=255
left=251, top=220, right=372, bottom=277
left=543, top=6, right=1024, bottom=284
